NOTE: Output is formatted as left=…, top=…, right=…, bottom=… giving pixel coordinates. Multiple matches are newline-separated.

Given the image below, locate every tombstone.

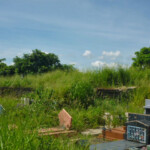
left=125, top=113, right=150, bottom=144
left=103, top=112, right=113, bottom=128
left=124, top=101, right=150, bottom=145
left=92, top=102, right=150, bottom=149
left=24, top=98, right=29, bottom=105
left=0, top=105, right=5, bottom=114
left=125, top=112, right=129, bottom=122
left=144, top=99, right=150, bottom=114
left=58, top=109, right=72, bottom=130
left=21, top=97, right=34, bottom=106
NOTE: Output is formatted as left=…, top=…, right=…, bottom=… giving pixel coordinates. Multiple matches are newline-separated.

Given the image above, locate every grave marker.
left=144, top=99, right=150, bottom=114
left=58, top=109, right=72, bottom=130
left=21, top=97, right=34, bottom=105
left=0, top=105, right=5, bottom=114
left=125, top=113, right=150, bottom=144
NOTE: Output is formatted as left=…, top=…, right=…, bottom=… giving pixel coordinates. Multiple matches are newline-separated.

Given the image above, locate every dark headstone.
left=126, top=113, right=150, bottom=144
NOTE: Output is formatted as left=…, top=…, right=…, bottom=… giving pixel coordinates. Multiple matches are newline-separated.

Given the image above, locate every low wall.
left=0, top=87, right=34, bottom=96
left=96, top=87, right=136, bottom=99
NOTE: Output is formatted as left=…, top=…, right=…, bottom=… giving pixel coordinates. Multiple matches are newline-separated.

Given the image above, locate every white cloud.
left=91, top=61, right=105, bottom=67
left=99, top=50, right=121, bottom=60
left=107, top=62, right=118, bottom=68
left=102, top=51, right=120, bottom=57
left=91, top=61, right=118, bottom=68
left=83, top=50, right=92, bottom=57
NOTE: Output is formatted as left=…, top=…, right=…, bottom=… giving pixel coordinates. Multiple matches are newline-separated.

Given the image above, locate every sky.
left=0, top=0, right=150, bottom=70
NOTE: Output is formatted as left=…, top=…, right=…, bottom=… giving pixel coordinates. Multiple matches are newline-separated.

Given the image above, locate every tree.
left=132, top=47, right=150, bottom=69
left=0, top=58, right=15, bottom=76
left=0, top=58, right=7, bottom=75
left=13, top=49, right=61, bottom=74
left=0, top=58, right=6, bottom=63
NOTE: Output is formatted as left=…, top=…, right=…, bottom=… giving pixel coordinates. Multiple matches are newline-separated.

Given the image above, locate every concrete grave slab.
left=58, top=109, right=72, bottom=129
left=81, top=128, right=102, bottom=136
left=90, top=140, right=146, bottom=150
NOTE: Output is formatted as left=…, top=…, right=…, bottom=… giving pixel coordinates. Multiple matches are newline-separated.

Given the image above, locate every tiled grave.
left=98, top=126, right=126, bottom=141
left=96, top=99, right=150, bottom=149
left=125, top=113, right=150, bottom=144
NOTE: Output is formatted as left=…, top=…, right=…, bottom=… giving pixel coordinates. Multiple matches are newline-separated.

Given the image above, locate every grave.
left=92, top=99, right=150, bottom=149
left=125, top=113, right=150, bottom=144
left=98, top=126, right=126, bottom=141
left=96, top=86, right=136, bottom=99
left=21, top=97, right=34, bottom=105
left=38, top=109, right=76, bottom=137
left=0, top=87, right=33, bottom=96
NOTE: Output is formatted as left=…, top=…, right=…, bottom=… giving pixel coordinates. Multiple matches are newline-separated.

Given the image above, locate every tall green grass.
left=0, top=67, right=150, bottom=149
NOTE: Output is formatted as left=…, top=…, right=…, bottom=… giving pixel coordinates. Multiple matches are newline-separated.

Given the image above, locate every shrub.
left=67, top=81, right=95, bottom=108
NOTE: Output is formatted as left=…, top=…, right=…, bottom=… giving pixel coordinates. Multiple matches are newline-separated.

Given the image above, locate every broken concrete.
left=81, top=128, right=102, bottom=136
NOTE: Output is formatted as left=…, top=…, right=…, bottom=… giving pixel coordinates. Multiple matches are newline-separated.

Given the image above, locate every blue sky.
left=0, top=0, right=150, bottom=70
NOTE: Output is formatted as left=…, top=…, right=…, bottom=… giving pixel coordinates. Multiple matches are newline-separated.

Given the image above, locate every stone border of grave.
left=96, top=86, right=136, bottom=98
left=0, top=87, right=34, bottom=96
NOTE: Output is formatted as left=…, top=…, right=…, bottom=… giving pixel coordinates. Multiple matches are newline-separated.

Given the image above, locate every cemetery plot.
left=38, top=109, right=76, bottom=137
left=96, top=87, right=136, bottom=98
left=96, top=99, right=150, bottom=150
left=125, top=113, right=150, bottom=144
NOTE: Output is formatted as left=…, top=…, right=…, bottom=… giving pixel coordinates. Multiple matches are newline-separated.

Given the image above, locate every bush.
left=67, top=81, right=95, bottom=108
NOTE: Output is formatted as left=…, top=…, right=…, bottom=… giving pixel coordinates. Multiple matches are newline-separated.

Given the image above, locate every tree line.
left=1, top=47, right=150, bottom=76
left=0, top=49, right=75, bottom=76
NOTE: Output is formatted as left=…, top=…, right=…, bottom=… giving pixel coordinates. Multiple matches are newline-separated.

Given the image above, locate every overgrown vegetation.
left=132, top=47, right=150, bottom=69
left=0, top=49, right=75, bottom=76
left=0, top=66, right=149, bottom=149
